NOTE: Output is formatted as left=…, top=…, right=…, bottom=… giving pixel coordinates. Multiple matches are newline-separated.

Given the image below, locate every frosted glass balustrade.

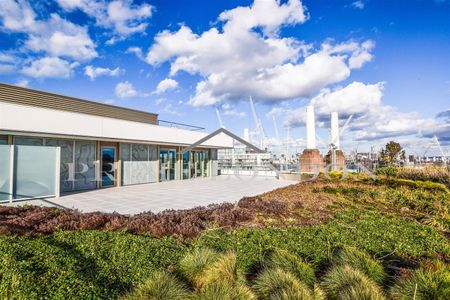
left=13, top=145, right=58, bottom=199
left=0, top=145, right=12, bottom=201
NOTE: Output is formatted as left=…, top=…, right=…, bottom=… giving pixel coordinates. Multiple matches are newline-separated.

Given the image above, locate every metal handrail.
left=158, top=120, right=205, bottom=131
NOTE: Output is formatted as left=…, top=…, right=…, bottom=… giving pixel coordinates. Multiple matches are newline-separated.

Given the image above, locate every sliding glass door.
left=101, top=147, right=116, bottom=187
left=159, top=148, right=176, bottom=181
left=189, top=150, right=210, bottom=178
left=182, top=151, right=190, bottom=180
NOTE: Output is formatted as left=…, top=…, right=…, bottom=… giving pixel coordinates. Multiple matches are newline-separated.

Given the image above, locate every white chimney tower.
left=306, top=106, right=316, bottom=149
left=331, top=112, right=340, bottom=149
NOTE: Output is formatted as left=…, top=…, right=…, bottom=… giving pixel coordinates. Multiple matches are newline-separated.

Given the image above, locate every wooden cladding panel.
left=0, top=83, right=158, bottom=125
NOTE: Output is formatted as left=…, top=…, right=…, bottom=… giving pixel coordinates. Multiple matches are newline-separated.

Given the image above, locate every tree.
left=380, top=141, right=405, bottom=166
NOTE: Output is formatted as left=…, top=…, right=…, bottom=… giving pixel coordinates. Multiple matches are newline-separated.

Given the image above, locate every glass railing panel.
left=0, top=145, right=12, bottom=202
left=13, top=145, right=57, bottom=199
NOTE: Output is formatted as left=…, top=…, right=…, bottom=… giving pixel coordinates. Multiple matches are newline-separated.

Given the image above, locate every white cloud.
left=0, top=53, right=15, bottom=63
left=154, top=78, right=178, bottom=94
left=21, top=56, right=78, bottom=78
left=0, top=64, right=15, bottom=74
left=221, top=103, right=246, bottom=118
left=107, top=0, right=152, bottom=35
left=84, top=65, right=122, bottom=80
left=56, top=0, right=153, bottom=41
left=127, top=46, right=144, bottom=60
left=146, top=0, right=374, bottom=107
left=15, top=79, right=29, bottom=87
left=0, top=2, right=97, bottom=61
left=115, top=81, right=138, bottom=98
left=0, top=0, right=38, bottom=32
left=24, top=14, right=97, bottom=61
left=351, top=1, right=365, bottom=10
left=311, top=81, right=384, bottom=116
left=217, top=0, right=308, bottom=36
left=281, top=81, right=439, bottom=143
left=160, top=103, right=184, bottom=116
left=436, top=109, right=450, bottom=121
left=0, top=53, right=16, bottom=74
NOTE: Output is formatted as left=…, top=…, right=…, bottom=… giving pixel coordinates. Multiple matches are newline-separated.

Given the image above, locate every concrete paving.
left=5, top=176, right=296, bottom=215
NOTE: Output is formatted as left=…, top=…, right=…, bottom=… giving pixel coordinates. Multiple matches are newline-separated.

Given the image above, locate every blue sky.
left=0, top=0, right=449, bottom=154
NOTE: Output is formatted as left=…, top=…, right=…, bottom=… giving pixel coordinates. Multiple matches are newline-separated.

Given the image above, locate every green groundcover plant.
left=0, top=210, right=449, bottom=299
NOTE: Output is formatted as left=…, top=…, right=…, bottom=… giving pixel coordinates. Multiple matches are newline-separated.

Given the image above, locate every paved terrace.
left=7, top=176, right=296, bottom=215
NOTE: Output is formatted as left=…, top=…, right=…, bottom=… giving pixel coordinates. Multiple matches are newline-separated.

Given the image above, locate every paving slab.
left=5, top=175, right=296, bottom=215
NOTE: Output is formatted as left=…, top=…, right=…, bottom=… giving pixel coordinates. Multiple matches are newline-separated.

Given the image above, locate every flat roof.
left=0, top=82, right=158, bottom=125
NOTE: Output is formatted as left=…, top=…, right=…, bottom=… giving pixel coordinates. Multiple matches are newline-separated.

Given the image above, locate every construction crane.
left=248, top=96, right=265, bottom=149
left=272, top=116, right=280, bottom=142
left=215, top=108, right=225, bottom=129
left=434, top=135, right=448, bottom=167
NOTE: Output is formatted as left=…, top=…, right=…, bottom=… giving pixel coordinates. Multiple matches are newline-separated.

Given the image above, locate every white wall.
left=0, top=102, right=233, bottom=148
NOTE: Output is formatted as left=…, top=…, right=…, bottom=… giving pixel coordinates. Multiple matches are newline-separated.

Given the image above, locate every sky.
left=0, top=0, right=449, bottom=155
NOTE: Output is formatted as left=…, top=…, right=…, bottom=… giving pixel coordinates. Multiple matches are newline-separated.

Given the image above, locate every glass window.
left=14, top=136, right=43, bottom=146
left=182, top=151, right=190, bottom=179
left=46, top=139, right=74, bottom=193
left=130, top=144, right=150, bottom=184
left=74, top=140, right=97, bottom=190
left=121, top=143, right=158, bottom=185
left=0, top=135, right=7, bottom=145
left=203, top=150, right=209, bottom=177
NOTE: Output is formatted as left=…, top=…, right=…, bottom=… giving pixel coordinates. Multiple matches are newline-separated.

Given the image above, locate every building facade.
left=0, top=83, right=232, bottom=200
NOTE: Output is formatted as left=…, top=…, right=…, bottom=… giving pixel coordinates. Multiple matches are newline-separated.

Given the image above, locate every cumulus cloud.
left=349, top=107, right=436, bottom=141
left=56, top=0, right=153, bottom=41
left=436, top=109, right=450, bottom=120
left=0, top=53, right=16, bottom=74
left=0, top=0, right=37, bottom=32
left=421, top=109, right=450, bottom=143
left=154, top=78, right=178, bottom=94
left=15, top=79, right=29, bottom=87
left=146, top=0, right=374, bottom=107
left=351, top=1, right=365, bottom=10
left=0, top=1, right=97, bottom=61
left=221, top=103, right=246, bottom=118
left=84, top=65, right=122, bottom=80
left=281, top=81, right=440, bottom=143
left=115, top=81, right=138, bottom=98
left=159, top=103, right=184, bottom=116
left=21, top=56, right=79, bottom=78
left=127, top=46, right=144, bottom=60
left=311, top=81, right=384, bottom=116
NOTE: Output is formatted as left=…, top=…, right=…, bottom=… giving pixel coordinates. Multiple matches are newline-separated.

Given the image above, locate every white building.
left=0, top=83, right=233, bottom=201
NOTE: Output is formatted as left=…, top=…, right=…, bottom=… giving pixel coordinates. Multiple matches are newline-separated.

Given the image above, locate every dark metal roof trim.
left=181, top=128, right=264, bottom=154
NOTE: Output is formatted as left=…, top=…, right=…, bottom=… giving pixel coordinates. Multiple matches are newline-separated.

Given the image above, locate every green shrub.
left=178, top=248, right=220, bottom=286
left=196, top=252, right=240, bottom=287
left=120, top=271, right=190, bottom=300
left=194, top=283, right=255, bottom=300
left=0, top=210, right=449, bottom=298
left=391, top=260, right=450, bottom=300
left=375, top=177, right=449, bottom=193
left=191, top=251, right=256, bottom=299
left=320, top=265, right=385, bottom=300
left=375, top=166, right=450, bottom=187
left=0, top=231, right=186, bottom=299
left=331, top=246, right=386, bottom=285
left=263, top=249, right=316, bottom=287
left=375, top=166, right=399, bottom=177
left=195, top=211, right=450, bottom=273
left=253, top=268, right=313, bottom=300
